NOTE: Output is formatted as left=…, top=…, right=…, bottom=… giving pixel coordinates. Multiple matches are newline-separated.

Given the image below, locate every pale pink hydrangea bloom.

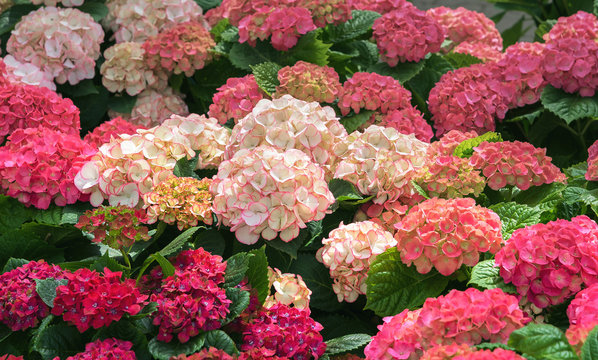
left=208, top=75, right=266, bottom=125
left=112, top=87, right=189, bottom=128
left=225, top=95, right=347, bottom=180
left=566, top=283, right=598, bottom=353
left=587, top=139, right=598, bottom=181
left=2, top=55, right=55, bottom=90
left=316, top=221, right=397, bottom=303
left=7, top=7, right=104, bottom=85
left=211, top=146, right=335, bottom=244
left=264, top=267, right=312, bottom=310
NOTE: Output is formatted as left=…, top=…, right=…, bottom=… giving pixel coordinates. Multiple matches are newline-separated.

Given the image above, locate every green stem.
left=120, top=248, right=132, bottom=270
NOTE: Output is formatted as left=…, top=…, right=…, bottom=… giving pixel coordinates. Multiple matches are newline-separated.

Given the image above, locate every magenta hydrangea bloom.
left=495, top=215, right=598, bottom=309
left=372, top=7, right=445, bottom=66
left=84, top=117, right=146, bottom=149
left=587, top=139, right=598, bottom=181
left=209, top=75, right=266, bottom=125
left=275, top=61, right=342, bottom=103
left=64, top=338, right=136, bottom=360
left=172, top=347, right=235, bottom=360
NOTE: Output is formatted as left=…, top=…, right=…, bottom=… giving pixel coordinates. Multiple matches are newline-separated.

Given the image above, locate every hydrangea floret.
left=64, top=338, right=137, bottom=360
left=83, top=117, right=146, bottom=149
left=587, top=139, right=598, bottom=181
left=208, top=75, right=266, bottom=125
left=566, top=283, right=598, bottom=353
left=275, top=61, right=342, bottom=103
left=112, top=87, right=189, bottom=128
left=264, top=267, right=312, bottom=309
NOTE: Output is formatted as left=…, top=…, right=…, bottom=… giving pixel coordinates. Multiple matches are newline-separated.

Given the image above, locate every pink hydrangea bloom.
left=348, top=0, right=414, bottom=15
left=242, top=303, right=326, bottom=359
left=587, top=139, right=598, bottom=181
left=275, top=61, right=342, bottom=103
left=143, top=21, right=216, bottom=76
left=495, top=215, right=598, bottom=309
left=0, top=127, right=96, bottom=209
left=2, top=55, right=55, bottom=90
left=420, top=344, right=474, bottom=360
left=84, top=117, right=147, bottom=149
left=0, top=355, right=23, bottom=360
left=395, top=197, right=502, bottom=276
left=334, top=125, right=429, bottom=205
left=364, top=288, right=529, bottom=359
left=544, top=11, right=598, bottom=42
left=355, top=201, right=408, bottom=234
left=225, top=95, right=347, bottom=180
left=468, top=141, right=567, bottom=190
left=208, top=75, right=266, bottom=125
left=376, top=107, right=434, bottom=143
left=428, top=130, right=479, bottom=157
left=372, top=7, right=445, bottom=66
left=211, top=146, right=335, bottom=244
left=453, top=348, right=526, bottom=360
left=296, top=0, right=351, bottom=27
left=112, top=87, right=189, bottom=128
left=64, top=338, right=136, bottom=360
left=0, top=260, right=65, bottom=331
left=264, top=267, right=312, bottom=309
left=414, top=154, right=486, bottom=199
left=316, top=221, right=397, bottom=302
left=453, top=42, right=503, bottom=62
left=566, top=283, right=598, bottom=353
left=7, top=7, right=103, bottom=85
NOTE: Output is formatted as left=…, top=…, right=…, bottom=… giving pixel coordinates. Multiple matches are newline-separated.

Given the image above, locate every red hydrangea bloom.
left=355, top=201, right=408, bottom=234
left=468, top=141, right=567, bottom=190
left=452, top=42, right=502, bottom=62
left=543, top=11, right=598, bottom=42
left=0, top=126, right=96, bottom=209
left=275, top=61, right=342, bottom=103
left=428, top=63, right=507, bottom=136
left=566, top=283, right=598, bottom=353
left=454, top=348, right=526, bottom=360
left=394, top=197, right=502, bottom=276
left=0, top=260, right=65, bottom=331
left=64, top=338, right=136, bottom=360
left=338, top=72, right=412, bottom=116
left=377, top=107, right=434, bottom=143
left=84, top=117, right=146, bottom=149
left=372, top=7, right=445, bottom=66
left=348, top=0, right=413, bottom=14
left=238, top=348, right=292, bottom=360
left=495, top=215, right=598, bottom=309
left=0, top=356, right=23, bottom=360
left=171, top=347, right=234, bottom=360
left=587, top=139, right=598, bottom=181
left=143, top=21, right=216, bottom=76
left=208, top=75, right=266, bottom=125
left=52, top=268, right=148, bottom=333
left=364, top=288, right=529, bottom=359
left=242, top=303, right=326, bottom=359
left=0, top=82, right=80, bottom=142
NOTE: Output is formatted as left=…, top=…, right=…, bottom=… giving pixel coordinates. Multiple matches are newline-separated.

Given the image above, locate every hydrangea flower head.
left=64, top=338, right=136, bottom=360
left=212, top=146, right=335, bottom=244
left=348, top=0, right=413, bottom=14
left=376, top=107, right=434, bottom=143
left=264, top=267, right=311, bottom=309
left=2, top=55, right=55, bottom=90
left=355, top=200, right=408, bottom=234
left=275, top=61, right=342, bottom=103
left=0, top=355, right=23, bottom=360
left=171, top=347, right=234, bottom=360
left=238, top=347, right=292, bottom=360
left=587, top=139, right=598, bottom=181
left=297, top=0, right=351, bottom=27
left=544, top=11, right=598, bottom=42
left=208, top=75, right=266, bottom=125
left=372, top=7, right=445, bottom=65
left=414, top=154, right=486, bottom=199
left=316, top=221, right=397, bottom=302
left=113, top=87, right=189, bottom=128
left=495, top=215, right=598, bottom=308
left=84, top=117, right=146, bottom=149
left=420, top=344, right=474, bottom=360
left=7, top=6, right=103, bottom=85
left=453, top=348, right=526, bottom=360
left=566, top=283, right=598, bottom=353
left=452, top=42, right=502, bottom=62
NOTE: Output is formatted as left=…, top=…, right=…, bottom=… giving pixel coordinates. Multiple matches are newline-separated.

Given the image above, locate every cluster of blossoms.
left=372, top=6, right=445, bottom=65
left=587, top=139, right=598, bottom=181
left=212, top=146, right=335, bottom=244
left=334, top=125, right=429, bottom=205
left=52, top=268, right=147, bottom=332
left=566, top=283, right=598, bottom=353
left=316, top=221, right=397, bottom=302
left=495, top=215, right=598, bottom=308
left=421, top=344, right=525, bottom=360
left=83, top=117, right=146, bottom=149
left=543, top=11, right=598, bottom=42
left=0, top=261, right=65, bottom=331
left=0, top=82, right=80, bottom=142
left=242, top=303, right=326, bottom=359
left=225, top=95, right=347, bottom=179
left=275, top=61, right=342, bottom=103
left=63, top=338, right=136, bottom=360
left=208, top=75, right=266, bottom=125
left=394, top=197, right=502, bottom=276
left=113, top=87, right=189, bottom=128
left=7, top=7, right=103, bottom=85
left=355, top=201, right=408, bottom=234
left=143, top=21, right=216, bottom=76
left=348, top=0, right=413, bottom=14
left=428, top=129, right=479, bottom=157
left=76, top=205, right=151, bottom=249
left=376, top=108, right=434, bottom=143
left=264, top=267, right=311, bottom=309
left=0, top=356, right=23, bottom=360
left=2, top=55, right=55, bottom=90
left=452, top=41, right=502, bottom=62
left=468, top=141, right=567, bottom=190
left=0, top=127, right=96, bottom=209
left=143, top=177, right=214, bottom=230
left=364, top=288, right=530, bottom=359
left=100, top=42, right=167, bottom=96
left=173, top=348, right=235, bottom=360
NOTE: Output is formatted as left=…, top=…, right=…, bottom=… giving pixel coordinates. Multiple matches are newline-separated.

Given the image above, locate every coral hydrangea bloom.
left=143, top=177, right=214, bottom=230
left=212, top=146, right=335, bottom=244
left=64, top=338, right=136, bottom=360
left=364, top=288, right=529, bottom=359
left=2, top=55, right=55, bottom=90
left=496, top=215, right=598, bottom=309
left=316, top=221, right=397, bottom=302
left=543, top=11, right=598, bottom=42
left=264, top=267, right=312, bottom=309
left=0, top=260, right=65, bottom=331
left=113, top=87, right=189, bottom=128
left=376, top=107, right=434, bottom=143
left=101, top=42, right=167, bottom=96
left=420, top=344, right=474, bottom=360
left=143, top=21, right=216, bottom=76
left=469, top=141, right=567, bottom=190
left=355, top=201, right=408, bottom=234
left=414, top=155, right=486, bottom=199
left=348, top=0, right=413, bottom=14
left=52, top=268, right=148, bottom=333
left=225, top=95, right=347, bottom=180
left=242, top=303, right=326, bottom=359
left=7, top=7, right=103, bottom=85
left=275, top=61, right=342, bottom=103
left=372, top=7, right=445, bottom=66
left=84, top=117, right=146, bottom=149
left=454, top=348, right=526, bottom=360
left=394, top=197, right=502, bottom=276
left=587, top=139, right=598, bottom=181
left=566, top=283, right=598, bottom=353
left=208, top=75, right=266, bottom=125
left=0, top=126, right=96, bottom=209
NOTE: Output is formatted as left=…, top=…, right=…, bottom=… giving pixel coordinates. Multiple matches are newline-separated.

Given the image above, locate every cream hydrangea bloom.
left=264, top=267, right=311, bottom=310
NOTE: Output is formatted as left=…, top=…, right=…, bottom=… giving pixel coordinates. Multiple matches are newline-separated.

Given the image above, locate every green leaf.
left=204, top=330, right=239, bottom=355
left=454, top=132, right=503, bottom=158
left=229, top=41, right=280, bottom=70
left=506, top=109, right=544, bottom=124
left=489, top=202, right=543, bottom=240
left=246, top=247, right=270, bottom=304
left=31, top=203, right=90, bottom=226
left=250, top=62, right=282, bottom=96
left=0, top=196, right=31, bottom=233
left=267, top=232, right=305, bottom=259
left=74, top=87, right=110, bottom=133
left=582, top=325, right=598, bottom=360
left=328, top=179, right=363, bottom=201
left=411, top=180, right=430, bottom=200
left=508, top=324, right=578, bottom=360
left=194, top=229, right=226, bottom=256
left=595, top=0, right=598, bottom=16
left=348, top=40, right=379, bottom=70
left=368, top=60, right=426, bottom=84
left=193, top=0, right=221, bottom=11
left=535, top=19, right=557, bottom=42
left=78, top=1, right=109, bottom=21
left=468, top=259, right=517, bottom=293
left=32, top=322, right=85, bottom=360
left=224, top=252, right=250, bottom=288
left=0, top=4, right=37, bottom=36
left=580, top=188, right=598, bottom=215
left=564, top=162, right=589, bottom=186
left=365, top=247, right=449, bottom=317
left=0, top=229, right=63, bottom=270
left=501, top=15, right=527, bottom=48
left=286, top=31, right=331, bottom=65
left=151, top=253, right=175, bottom=278
left=2, top=258, right=29, bottom=273
left=224, top=287, right=250, bottom=323
left=148, top=335, right=206, bottom=360
left=108, top=94, right=137, bottom=114
left=158, top=227, right=200, bottom=257
left=173, top=154, right=200, bottom=179
left=323, top=10, right=380, bottom=43
left=406, top=54, right=453, bottom=113
left=541, top=84, right=598, bottom=124
left=289, top=253, right=343, bottom=312
left=324, top=334, right=371, bottom=355
left=443, top=52, right=483, bottom=68
left=340, top=110, right=373, bottom=133
left=58, top=79, right=99, bottom=97
left=35, top=278, right=68, bottom=307
left=92, top=251, right=127, bottom=273
left=210, top=19, right=231, bottom=41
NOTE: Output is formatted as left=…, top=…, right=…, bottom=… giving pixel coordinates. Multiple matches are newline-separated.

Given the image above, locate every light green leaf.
left=148, top=335, right=205, bottom=360
left=535, top=19, right=557, bottom=42
left=468, top=259, right=517, bottom=293
left=489, top=202, right=543, bottom=240
left=541, top=84, right=598, bottom=124
left=35, top=278, right=68, bottom=307
left=411, top=181, right=430, bottom=200
left=508, top=324, right=578, bottom=360
left=323, top=10, right=380, bottom=43
left=324, top=334, right=371, bottom=355
left=250, top=62, right=282, bottom=96
left=286, top=31, right=331, bottom=65
left=454, top=132, right=503, bottom=158
left=204, top=330, right=239, bottom=355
